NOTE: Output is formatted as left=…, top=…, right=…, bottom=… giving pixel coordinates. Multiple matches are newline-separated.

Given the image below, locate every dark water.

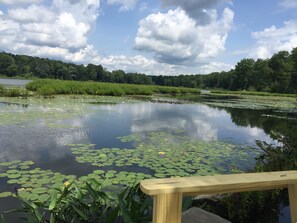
left=0, top=100, right=296, bottom=222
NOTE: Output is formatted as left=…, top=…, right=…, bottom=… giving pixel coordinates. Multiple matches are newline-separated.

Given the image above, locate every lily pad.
left=0, top=192, right=12, bottom=198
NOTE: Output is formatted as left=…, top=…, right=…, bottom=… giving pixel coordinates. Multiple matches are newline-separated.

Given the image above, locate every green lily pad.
left=7, top=174, right=21, bottom=179
left=0, top=192, right=12, bottom=198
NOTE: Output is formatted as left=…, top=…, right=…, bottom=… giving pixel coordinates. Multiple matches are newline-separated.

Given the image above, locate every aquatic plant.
left=69, top=132, right=260, bottom=178
left=1, top=181, right=151, bottom=223
left=211, top=90, right=297, bottom=98
left=26, top=79, right=201, bottom=96
left=0, top=87, right=30, bottom=97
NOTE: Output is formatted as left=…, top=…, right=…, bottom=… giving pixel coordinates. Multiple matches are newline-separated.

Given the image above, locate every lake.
left=0, top=93, right=296, bottom=222
left=0, top=78, right=31, bottom=87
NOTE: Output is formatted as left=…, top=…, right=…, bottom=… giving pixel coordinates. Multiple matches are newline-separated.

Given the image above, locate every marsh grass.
left=211, top=90, right=297, bottom=98
left=0, top=86, right=30, bottom=97
left=26, top=79, right=201, bottom=96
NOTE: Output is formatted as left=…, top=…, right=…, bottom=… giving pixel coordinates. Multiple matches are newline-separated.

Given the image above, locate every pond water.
left=0, top=78, right=31, bottom=87
left=0, top=95, right=296, bottom=222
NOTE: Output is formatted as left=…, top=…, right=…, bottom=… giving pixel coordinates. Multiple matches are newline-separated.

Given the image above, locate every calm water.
left=0, top=99, right=296, bottom=222
left=0, top=78, right=31, bottom=86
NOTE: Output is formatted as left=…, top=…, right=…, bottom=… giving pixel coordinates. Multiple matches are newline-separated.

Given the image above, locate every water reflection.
left=99, top=103, right=274, bottom=145
left=1, top=101, right=293, bottom=167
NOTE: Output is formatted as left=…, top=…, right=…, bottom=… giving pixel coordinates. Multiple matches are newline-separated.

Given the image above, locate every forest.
left=0, top=48, right=297, bottom=93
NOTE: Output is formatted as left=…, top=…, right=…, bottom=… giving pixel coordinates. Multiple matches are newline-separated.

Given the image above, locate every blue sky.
left=0, top=0, right=297, bottom=75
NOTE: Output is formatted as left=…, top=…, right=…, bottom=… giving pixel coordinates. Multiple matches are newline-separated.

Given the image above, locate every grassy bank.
left=211, top=89, right=297, bottom=98
left=26, top=79, right=201, bottom=96
left=0, top=85, right=30, bottom=97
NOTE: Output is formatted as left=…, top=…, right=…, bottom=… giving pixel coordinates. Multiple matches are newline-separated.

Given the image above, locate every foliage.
left=255, top=131, right=297, bottom=171
left=106, top=184, right=152, bottom=223
left=0, top=52, right=153, bottom=85
left=26, top=79, right=200, bottom=96
left=1, top=180, right=151, bottom=223
left=0, top=87, right=30, bottom=97
left=194, top=132, right=297, bottom=222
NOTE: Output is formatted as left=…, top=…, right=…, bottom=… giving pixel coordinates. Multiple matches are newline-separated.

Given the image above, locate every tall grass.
left=0, top=85, right=30, bottom=97
left=26, top=79, right=201, bottom=96
left=211, top=90, right=297, bottom=98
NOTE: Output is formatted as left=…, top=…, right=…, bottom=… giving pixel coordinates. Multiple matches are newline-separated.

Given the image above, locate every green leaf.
left=72, top=204, right=88, bottom=220
left=49, top=213, right=55, bottom=223
left=49, top=191, right=57, bottom=211
left=118, top=195, right=134, bottom=223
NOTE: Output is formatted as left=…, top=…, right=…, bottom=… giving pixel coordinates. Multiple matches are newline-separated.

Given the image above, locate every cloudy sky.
left=0, top=0, right=297, bottom=75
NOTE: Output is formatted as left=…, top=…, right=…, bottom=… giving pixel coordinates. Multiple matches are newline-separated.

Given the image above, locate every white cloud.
left=199, top=62, right=234, bottom=74
left=0, top=10, right=4, bottom=16
left=8, top=4, right=55, bottom=22
left=0, top=0, right=100, bottom=62
left=251, top=20, right=297, bottom=58
left=0, top=0, right=42, bottom=4
left=135, top=7, right=234, bottom=65
left=106, top=0, right=138, bottom=11
left=96, top=54, right=178, bottom=75
left=161, top=0, right=231, bottom=24
left=279, top=0, right=297, bottom=9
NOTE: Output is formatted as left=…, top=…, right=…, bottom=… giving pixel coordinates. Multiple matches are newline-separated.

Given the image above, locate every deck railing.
left=140, top=171, right=297, bottom=223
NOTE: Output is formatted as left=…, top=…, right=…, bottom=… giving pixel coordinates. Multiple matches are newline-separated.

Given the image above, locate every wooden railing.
left=140, top=171, right=297, bottom=223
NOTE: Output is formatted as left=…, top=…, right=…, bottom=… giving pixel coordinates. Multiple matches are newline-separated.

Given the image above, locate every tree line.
left=0, top=48, right=297, bottom=93
left=0, top=52, right=152, bottom=85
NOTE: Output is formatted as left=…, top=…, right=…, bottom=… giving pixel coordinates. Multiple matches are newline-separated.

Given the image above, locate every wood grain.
left=141, top=171, right=297, bottom=195
left=140, top=171, right=297, bottom=223
left=152, top=193, right=182, bottom=223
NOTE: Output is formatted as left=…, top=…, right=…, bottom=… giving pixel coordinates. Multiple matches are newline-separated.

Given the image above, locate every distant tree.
left=0, top=53, right=17, bottom=76
left=268, top=51, right=292, bottom=93
left=231, top=58, right=255, bottom=90
left=252, top=59, right=272, bottom=92
left=289, top=48, right=297, bottom=93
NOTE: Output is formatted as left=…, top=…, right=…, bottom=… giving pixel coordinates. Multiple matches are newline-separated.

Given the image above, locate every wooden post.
left=288, top=184, right=297, bottom=223
left=152, top=193, right=183, bottom=223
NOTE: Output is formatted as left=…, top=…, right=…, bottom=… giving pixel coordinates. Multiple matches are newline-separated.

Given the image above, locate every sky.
left=0, top=0, right=297, bottom=76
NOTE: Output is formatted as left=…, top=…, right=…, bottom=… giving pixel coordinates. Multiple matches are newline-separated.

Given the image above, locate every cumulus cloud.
left=96, top=54, right=178, bottom=75
left=0, top=0, right=100, bottom=61
left=199, top=61, right=234, bottom=74
left=135, top=7, right=234, bottom=65
left=0, top=0, right=42, bottom=4
left=161, top=0, right=231, bottom=25
left=251, top=20, right=297, bottom=58
left=8, top=4, right=55, bottom=22
left=106, top=0, right=138, bottom=11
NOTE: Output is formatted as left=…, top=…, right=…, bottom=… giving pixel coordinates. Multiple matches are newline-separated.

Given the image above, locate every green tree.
left=0, top=53, right=17, bottom=76
left=231, top=59, right=255, bottom=90
left=252, top=59, right=273, bottom=91
left=289, top=48, right=297, bottom=93
left=268, top=51, right=292, bottom=93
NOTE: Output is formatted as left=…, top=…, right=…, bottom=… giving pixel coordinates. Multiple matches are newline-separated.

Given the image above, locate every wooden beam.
left=141, top=171, right=297, bottom=196
left=288, top=184, right=297, bottom=223
left=152, top=193, right=183, bottom=223
left=141, top=171, right=297, bottom=223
